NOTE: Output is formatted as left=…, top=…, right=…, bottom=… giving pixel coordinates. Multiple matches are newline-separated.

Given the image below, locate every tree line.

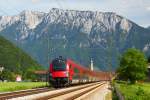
left=117, top=48, right=149, bottom=84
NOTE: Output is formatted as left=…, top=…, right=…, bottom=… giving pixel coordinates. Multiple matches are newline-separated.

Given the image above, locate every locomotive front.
left=49, top=57, right=70, bottom=87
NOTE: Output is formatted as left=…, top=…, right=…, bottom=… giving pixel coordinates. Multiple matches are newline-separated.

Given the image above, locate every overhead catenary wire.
left=0, top=8, right=8, bottom=15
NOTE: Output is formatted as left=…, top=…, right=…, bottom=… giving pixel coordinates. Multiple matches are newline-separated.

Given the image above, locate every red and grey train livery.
left=48, top=56, right=109, bottom=87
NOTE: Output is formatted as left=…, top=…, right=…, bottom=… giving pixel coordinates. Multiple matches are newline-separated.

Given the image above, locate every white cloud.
left=147, top=7, right=150, bottom=11
left=31, top=0, right=40, bottom=3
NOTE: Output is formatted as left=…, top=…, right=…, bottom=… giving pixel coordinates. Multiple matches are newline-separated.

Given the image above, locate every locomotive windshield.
left=52, top=58, right=66, bottom=71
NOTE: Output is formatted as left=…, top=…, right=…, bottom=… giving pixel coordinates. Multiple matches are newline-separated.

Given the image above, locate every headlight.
left=66, top=64, right=69, bottom=69
left=64, top=72, right=68, bottom=76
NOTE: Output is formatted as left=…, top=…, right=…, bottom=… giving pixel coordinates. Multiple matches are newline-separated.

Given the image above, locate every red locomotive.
left=48, top=56, right=108, bottom=88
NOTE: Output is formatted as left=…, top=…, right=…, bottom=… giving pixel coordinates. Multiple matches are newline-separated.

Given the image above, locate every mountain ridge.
left=0, top=8, right=150, bottom=70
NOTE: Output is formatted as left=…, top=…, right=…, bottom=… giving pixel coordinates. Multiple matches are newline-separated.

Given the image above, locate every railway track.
left=0, top=87, right=50, bottom=100
left=50, top=82, right=106, bottom=100
left=9, top=81, right=106, bottom=100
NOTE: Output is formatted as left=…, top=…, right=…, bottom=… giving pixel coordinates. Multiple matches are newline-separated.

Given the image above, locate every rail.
left=0, top=87, right=50, bottom=100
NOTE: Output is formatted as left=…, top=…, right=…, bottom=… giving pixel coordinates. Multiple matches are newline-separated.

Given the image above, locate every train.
left=48, top=56, right=109, bottom=88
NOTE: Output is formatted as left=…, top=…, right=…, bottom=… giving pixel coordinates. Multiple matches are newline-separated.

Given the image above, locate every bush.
left=136, top=87, right=144, bottom=96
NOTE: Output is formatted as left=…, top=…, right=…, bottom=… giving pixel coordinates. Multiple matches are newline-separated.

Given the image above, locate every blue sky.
left=0, top=0, right=150, bottom=27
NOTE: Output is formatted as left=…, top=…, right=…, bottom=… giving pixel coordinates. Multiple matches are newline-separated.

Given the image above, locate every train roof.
left=52, top=56, right=67, bottom=62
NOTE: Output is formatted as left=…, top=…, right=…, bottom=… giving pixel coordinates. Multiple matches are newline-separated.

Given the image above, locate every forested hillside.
left=0, top=35, right=42, bottom=81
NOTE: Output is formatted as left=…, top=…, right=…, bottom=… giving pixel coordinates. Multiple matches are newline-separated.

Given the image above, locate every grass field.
left=0, top=82, right=47, bottom=92
left=115, top=81, right=150, bottom=100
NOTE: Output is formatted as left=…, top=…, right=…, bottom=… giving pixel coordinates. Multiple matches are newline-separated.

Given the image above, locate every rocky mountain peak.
left=19, top=10, right=45, bottom=29
left=0, top=8, right=133, bottom=33
left=44, top=8, right=132, bottom=33
left=0, top=10, right=45, bottom=31
left=0, top=15, right=20, bottom=31
left=120, top=18, right=132, bottom=32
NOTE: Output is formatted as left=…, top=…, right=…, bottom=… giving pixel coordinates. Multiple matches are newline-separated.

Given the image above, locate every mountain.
left=0, top=34, right=41, bottom=80
left=147, top=26, right=150, bottom=30
left=0, top=8, right=150, bottom=70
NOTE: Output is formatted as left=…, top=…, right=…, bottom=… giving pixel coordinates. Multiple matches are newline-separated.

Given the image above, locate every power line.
left=0, top=8, right=8, bottom=15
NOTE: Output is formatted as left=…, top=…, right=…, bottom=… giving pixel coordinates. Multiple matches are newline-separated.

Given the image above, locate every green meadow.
left=115, top=81, right=150, bottom=100
left=0, top=82, right=47, bottom=92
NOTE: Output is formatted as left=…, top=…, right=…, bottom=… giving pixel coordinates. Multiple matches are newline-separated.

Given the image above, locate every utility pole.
left=47, top=32, right=50, bottom=67
left=107, top=31, right=117, bottom=81
left=46, top=30, right=50, bottom=86
left=17, top=32, right=21, bottom=75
